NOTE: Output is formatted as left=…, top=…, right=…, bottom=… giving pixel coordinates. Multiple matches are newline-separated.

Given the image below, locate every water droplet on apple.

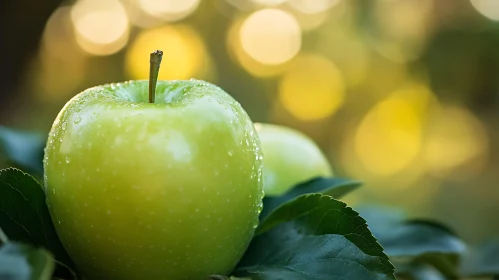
left=74, top=117, right=82, bottom=124
left=228, top=150, right=233, bottom=156
left=65, top=157, right=71, bottom=164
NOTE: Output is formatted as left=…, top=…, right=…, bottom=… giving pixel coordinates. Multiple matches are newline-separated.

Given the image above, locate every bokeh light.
left=355, top=98, right=422, bottom=176
left=470, top=0, right=499, bottom=21
left=315, top=26, right=370, bottom=87
left=370, top=0, right=432, bottom=63
left=251, top=0, right=288, bottom=6
left=358, top=56, right=408, bottom=98
left=288, top=0, right=341, bottom=15
left=424, top=106, right=489, bottom=177
left=71, top=0, right=130, bottom=56
left=353, top=85, right=436, bottom=176
left=32, top=6, right=88, bottom=101
left=374, top=0, right=432, bottom=41
left=137, top=0, right=201, bottom=22
left=125, top=25, right=209, bottom=80
left=278, top=54, right=345, bottom=121
left=42, top=6, right=83, bottom=59
left=284, top=6, right=331, bottom=31
left=227, top=17, right=290, bottom=78
left=239, top=9, right=301, bottom=65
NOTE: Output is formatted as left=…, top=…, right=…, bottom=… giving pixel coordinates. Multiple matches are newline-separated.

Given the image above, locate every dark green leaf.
left=260, top=177, right=362, bottom=219
left=355, top=205, right=465, bottom=278
left=376, top=219, right=466, bottom=279
left=209, top=276, right=250, bottom=280
left=0, top=127, right=45, bottom=176
left=0, top=242, right=55, bottom=280
left=395, top=262, right=446, bottom=280
left=378, top=220, right=465, bottom=257
left=0, top=168, right=74, bottom=269
left=460, top=239, right=499, bottom=277
left=236, top=194, right=395, bottom=280
left=355, top=204, right=407, bottom=237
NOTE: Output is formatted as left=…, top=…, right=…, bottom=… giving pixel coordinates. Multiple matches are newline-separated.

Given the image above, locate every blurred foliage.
left=1, top=0, right=499, bottom=245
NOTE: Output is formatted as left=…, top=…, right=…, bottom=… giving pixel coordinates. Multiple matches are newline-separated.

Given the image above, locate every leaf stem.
left=149, top=50, right=163, bottom=104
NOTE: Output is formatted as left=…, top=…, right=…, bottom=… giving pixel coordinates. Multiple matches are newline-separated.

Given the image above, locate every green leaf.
left=0, top=242, right=55, bottom=280
left=378, top=220, right=465, bottom=257
left=236, top=194, right=395, bottom=280
left=0, top=127, right=45, bottom=176
left=376, top=219, right=466, bottom=279
left=209, top=276, right=250, bottom=280
left=460, top=239, right=499, bottom=277
left=356, top=205, right=465, bottom=278
left=0, top=168, right=74, bottom=269
left=395, top=262, right=446, bottom=280
left=356, top=205, right=407, bottom=237
left=260, top=177, right=362, bottom=219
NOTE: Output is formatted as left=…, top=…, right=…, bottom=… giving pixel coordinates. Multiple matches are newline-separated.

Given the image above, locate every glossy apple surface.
left=254, top=123, right=332, bottom=196
left=44, top=80, right=264, bottom=280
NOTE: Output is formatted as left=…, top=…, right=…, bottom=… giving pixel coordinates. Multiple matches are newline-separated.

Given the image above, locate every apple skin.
left=254, top=123, right=332, bottom=196
left=43, top=80, right=264, bottom=280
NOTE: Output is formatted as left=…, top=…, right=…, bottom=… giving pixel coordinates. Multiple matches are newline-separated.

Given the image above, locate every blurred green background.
left=1, top=0, right=499, bottom=245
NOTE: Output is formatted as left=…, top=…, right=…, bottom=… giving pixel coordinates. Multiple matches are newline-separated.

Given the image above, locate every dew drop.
left=65, top=157, right=71, bottom=164
left=228, top=150, right=233, bottom=157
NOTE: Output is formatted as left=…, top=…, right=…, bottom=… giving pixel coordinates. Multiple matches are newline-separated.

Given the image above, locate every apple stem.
left=149, top=50, right=163, bottom=104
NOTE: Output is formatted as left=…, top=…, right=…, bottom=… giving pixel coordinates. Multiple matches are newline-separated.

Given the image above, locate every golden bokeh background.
left=2, top=0, right=499, bottom=244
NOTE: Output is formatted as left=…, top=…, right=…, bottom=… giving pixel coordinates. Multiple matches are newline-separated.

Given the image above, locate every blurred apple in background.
left=255, top=123, right=333, bottom=196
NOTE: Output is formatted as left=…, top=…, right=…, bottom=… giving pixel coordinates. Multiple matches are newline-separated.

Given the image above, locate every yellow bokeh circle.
left=278, top=54, right=345, bottom=121
left=239, top=9, right=301, bottom=65
left=125, top=25, right=207, bottom=80
left=470, top=0, right=499, bottom=21
left=354, top=97, right=423, bottom=176
left=424, top=106, right=488, bottom=174
left=70, top=0, right=130, bottom=56
left=137, top=0, right=201, bottom=22
left=227, top=17, right=291, bottom=78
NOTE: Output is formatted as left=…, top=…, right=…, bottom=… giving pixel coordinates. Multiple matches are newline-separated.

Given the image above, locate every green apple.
left=43, top=52, right=264, bottom=279
left=254, top=123, right=332, bottom=196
